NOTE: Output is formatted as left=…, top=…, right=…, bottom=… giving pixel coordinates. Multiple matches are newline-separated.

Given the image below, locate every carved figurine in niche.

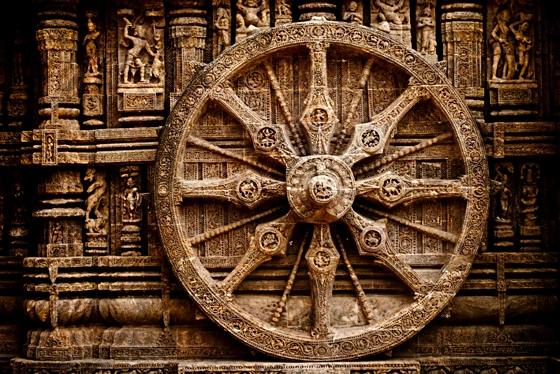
left=495, top=172, right=512, bottom=223
left=490, top=10, right=516, bottom=80
left=509, top=19, right=532, bottom=79
left=121, top=17, right=156, bottom=84
left=343, top=1, right=363, bottom=25
left=373, top=0, right=408, bottom=25
left=275, top=0, right=291, bottom=24
left=520, top=184, right=538, bottom=226
left=215, top=7, right=231, bottom=55
left=150, top=24, right=164, bottom=83
left=237, top=0, right=269, bottom=30
left=84, top=168, right=108, bottom=235
left=123, top=176, right=142, bottom=221
left=417, top=2, right=436, bottom=56
left=520, top=163, right=540, bottom=228
left=51, top=221, right=63, bottom=244
left=83, top=17, right=101, bottom=77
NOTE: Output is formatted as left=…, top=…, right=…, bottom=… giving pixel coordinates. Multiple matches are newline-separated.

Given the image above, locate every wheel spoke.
left=187, top=135, right=285, bottom=178
left=356, top=171, right=469, bottom=208
left=210, top=83, right=298, bottom=165
left=218, top=210, right=298, bottom=298
left=332, top=57, right=375, bottom=155
left=342, top=209, right=429, bottom=294
left=175, top=170, right=286, bottom=209
left=354, top=132, right=454, bottom=178
left=341, top=84, right=430, bottom=166
left=304, top=224, right=339, bottom=339
left=333, top=228, right=374, bottom=324
left=299, top=42, right=338, bottom=155
left=188, top=205, right=285, bottom=246
left=271, top=227, right=310, bottom=325
left=263, top=60, right=307, bottom=156
left=356, top=203, right=459, bottom=244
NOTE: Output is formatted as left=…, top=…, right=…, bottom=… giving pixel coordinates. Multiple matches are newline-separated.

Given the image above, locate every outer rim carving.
left=155, top=21, right=489, bottom=361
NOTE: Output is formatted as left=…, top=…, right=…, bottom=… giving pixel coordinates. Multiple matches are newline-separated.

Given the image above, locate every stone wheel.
left=155, top=21, right=489, bottom=361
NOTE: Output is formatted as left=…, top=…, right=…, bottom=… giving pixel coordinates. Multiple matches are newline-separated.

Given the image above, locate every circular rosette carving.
left=155, top=21, right=489, bottom=361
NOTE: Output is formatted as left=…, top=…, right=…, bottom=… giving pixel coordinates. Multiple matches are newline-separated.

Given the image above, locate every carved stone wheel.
left=155, top=21, right=489, bottom=361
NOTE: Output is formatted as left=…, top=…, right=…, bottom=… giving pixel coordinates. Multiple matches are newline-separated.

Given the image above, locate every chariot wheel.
left=155, top=20, right=489, bottom=361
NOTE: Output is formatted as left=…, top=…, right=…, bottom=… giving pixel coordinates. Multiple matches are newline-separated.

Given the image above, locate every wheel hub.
left=287, top=156, right=355, bottom=223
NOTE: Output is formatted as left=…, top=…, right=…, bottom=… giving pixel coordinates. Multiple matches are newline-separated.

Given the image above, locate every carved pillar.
left=168, top=0, right=207, bottom=109
left=35, top=0, right=81, bottom=129
left=117, top=0, right=165, bottom=126
left=296, top=0, right=337, bottom=21
left=34, top=170, right=84, bottom=257
left=441, top=1, right=484, bottom=118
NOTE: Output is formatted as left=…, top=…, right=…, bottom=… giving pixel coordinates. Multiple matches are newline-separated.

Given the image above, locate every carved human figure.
left=236, top=14, right=250, bottom=43
left=490, top=9, right=516, bottom=80
left=276, top=0, right=291, bottom=17
left=84, top=168, right=107, bottom=234
left=215, top=7, right=231, bottom=55
left=52, top=221, right=63, bottom=244
left=83, top=17, right=101, bottom=77
left=123, top=176, right=142, bottom=221
left=417, top=3, right=436, bottom=55
left=151, top=24, right=164, bottom=83
left=520, top=184, right=538, bottom=226
left=374, top=0, right=408, bottom=25
left=122, top=17, right=156, bottom=84
left=375, top=13, right=391, bottom=32
left=343, top=1, right=363, bottom=25
left=237, top=0, right=269, bottom=28
left=495, top=173, right=512, bottom=222
left=45, top=135, right=55, bottom=163
left=509, top=20, right=532, bottom=79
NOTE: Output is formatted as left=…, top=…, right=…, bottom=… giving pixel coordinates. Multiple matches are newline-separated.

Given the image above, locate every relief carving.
left=519, top=162, right=541, bottom=251
left=84, top=168, right=109, bottom=255
left=117, top=5, right=165, bottom=115
left=155, top=22, right=489, bottom=361
left=371, top=0, right=411, bottom=46
left=275, top=0, right=292, bottom=25
left=121, top=166, right=143, bottom=256
left=416, top=0, right=437, bottom=63
left=492, top=163, right=514, bottom=249
left=83, top=12, right=105, bottom=126
left=214, top=5, right=231, bottom=57
left=0, top=1, right=557, bottom=372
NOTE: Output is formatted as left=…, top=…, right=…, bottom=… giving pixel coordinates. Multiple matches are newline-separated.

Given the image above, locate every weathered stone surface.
left=0, top=0, right=557, bottom=373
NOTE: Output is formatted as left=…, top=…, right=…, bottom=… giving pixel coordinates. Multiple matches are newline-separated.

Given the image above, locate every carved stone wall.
left=0, top=0, right=557, bottom=373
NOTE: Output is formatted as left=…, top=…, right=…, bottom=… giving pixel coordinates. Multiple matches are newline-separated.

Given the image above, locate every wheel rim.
left=155, top=21, right=489, bottom=361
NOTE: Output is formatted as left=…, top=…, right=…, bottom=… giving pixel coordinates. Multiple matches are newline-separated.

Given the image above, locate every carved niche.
left=155, top=21, right=489, bottom=361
